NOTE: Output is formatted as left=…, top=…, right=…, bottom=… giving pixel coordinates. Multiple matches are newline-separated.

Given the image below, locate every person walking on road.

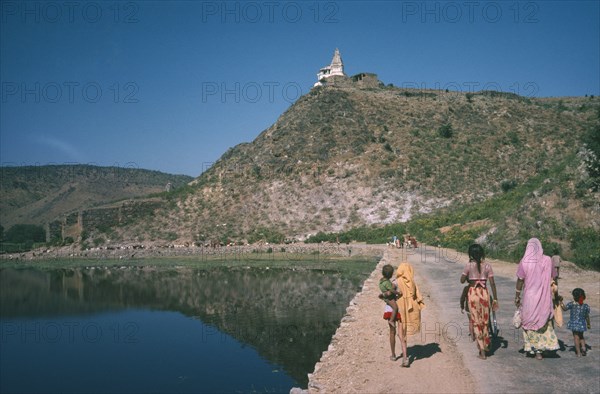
left=560, top=287, right=591, bottom=357
left=551, top=251, right=562, bottom=279
left=378, top=264, right=407, bottom=366
left=515, top=238, right=560, bottom=360
left=396, top=261, right=425, bottom=367
left=460, top=243, right=499, bottom=360
left=379, top=264, right=401, bottom=329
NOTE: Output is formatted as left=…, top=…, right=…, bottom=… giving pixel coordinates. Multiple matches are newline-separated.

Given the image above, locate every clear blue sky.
left=1, top=0, right=599, bottom=176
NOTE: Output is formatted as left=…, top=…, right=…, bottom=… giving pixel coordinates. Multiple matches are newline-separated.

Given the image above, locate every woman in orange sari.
left=396, top=261, right=426, bottom=367
left=460, top=244, right=499, bottom=360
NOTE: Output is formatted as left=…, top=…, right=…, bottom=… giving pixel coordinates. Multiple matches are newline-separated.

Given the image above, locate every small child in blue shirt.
left=561, top=288, right=591, bottom=357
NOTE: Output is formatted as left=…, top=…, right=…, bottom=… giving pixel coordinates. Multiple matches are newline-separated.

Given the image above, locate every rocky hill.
left=0, top=165, right=192, bottom=229
left=124, top=76, right=598, bottom=244
left=26, top=75, right=599, bottom=264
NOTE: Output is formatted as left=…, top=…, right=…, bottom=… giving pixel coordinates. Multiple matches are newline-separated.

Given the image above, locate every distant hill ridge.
left=0, top=164, right=193, bottom=229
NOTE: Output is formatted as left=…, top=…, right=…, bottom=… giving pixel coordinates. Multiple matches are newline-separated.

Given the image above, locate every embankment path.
left=307, top=246, right=599, bottom=393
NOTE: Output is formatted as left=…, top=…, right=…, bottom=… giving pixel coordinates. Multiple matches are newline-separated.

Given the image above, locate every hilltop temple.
left=314, top=48, right=346, bottom=87
left=313, top=49, right=383, bottom=89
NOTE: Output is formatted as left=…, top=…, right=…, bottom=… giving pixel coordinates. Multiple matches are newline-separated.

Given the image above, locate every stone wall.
left=315, top=73, right=382, bottom=89
left=351, top=73, right=382, bottom=89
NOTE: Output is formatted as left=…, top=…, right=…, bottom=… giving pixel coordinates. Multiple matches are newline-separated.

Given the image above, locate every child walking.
left=379, top=264, right=407, bottom=365
left=379, top=264, right=400, bottom=328
left=561, top=288, right=591, bottom=357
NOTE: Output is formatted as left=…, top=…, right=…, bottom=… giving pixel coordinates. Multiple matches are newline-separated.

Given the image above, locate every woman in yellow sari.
left=396, top=261, right=426, bottom=367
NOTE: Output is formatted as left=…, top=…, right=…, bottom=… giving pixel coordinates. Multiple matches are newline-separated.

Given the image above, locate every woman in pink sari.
left=515, top=238, right=559, bottom=360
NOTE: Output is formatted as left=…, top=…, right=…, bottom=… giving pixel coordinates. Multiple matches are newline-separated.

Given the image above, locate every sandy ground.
left=306, top=245, right=599, bottom=394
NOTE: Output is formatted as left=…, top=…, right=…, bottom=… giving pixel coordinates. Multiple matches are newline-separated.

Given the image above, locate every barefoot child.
left=380, top=264, right=400, bottom=328
left=561, top=288, right=591, bottom=357
left=379, top=264, right=404, bottom=362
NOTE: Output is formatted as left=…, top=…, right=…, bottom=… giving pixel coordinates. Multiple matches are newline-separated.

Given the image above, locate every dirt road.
left=307, top=246, right=599, bottom=393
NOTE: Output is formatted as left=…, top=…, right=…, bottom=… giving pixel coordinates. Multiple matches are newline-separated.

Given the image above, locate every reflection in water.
left=0, top=262, right=374, bottom=391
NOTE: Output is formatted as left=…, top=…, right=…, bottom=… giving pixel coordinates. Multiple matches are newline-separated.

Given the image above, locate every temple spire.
left=314, top=48, right=346, bottom=87
left=330, top=48, right=344, bottom=76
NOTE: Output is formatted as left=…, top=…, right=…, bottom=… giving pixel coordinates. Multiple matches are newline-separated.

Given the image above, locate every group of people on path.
left=378, top=238, right=592, bottom=366
left=388, top=234, right=418, bottom=249
left=462, top=238, right=591, bottom=360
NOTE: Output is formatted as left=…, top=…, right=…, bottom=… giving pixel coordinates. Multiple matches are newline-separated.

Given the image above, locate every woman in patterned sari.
left=515, top=238, right=559, bottom=360
left=460, top=244, right=499, bottom=360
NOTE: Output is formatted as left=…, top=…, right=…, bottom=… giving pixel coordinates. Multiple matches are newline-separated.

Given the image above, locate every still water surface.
left=0, top=261, right=374, bottom=393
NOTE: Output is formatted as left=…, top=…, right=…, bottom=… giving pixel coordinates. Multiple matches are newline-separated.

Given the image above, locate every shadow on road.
left=518, top=349, right=562, bottom=359
left=558, top=339, right=568, bottom=351
left=488, top=334, right=509, bottom=357
left=409, top=342, right=442, bottom=362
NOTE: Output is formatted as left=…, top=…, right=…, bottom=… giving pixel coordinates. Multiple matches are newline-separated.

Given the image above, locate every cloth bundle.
left=513, top=308, right=522, bottom=329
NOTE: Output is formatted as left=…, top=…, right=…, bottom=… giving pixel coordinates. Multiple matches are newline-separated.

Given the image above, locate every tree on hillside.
left=570, top=228, right=600, bottom=270
left=4, top=224, right=46, bottom=244
left=438, top=123, right=454, bottom=138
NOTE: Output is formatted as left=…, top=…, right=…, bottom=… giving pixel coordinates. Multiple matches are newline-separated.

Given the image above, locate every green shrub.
left=166, top=232, right=178, bottom=241
left=438, top=123, right=454, bottom=138
left=247, top=227, right=285, bottom=244
left=305, top=231, right=334, bottom=243
left=438, top=227, right=485, bottom=252
left=0, top=242, right=29, bottom=253
left=506, top=131, right=520, bottom=145
left=4, top=224, right=46, bottom=244
left=570, top=228, right=600, bottom=270
left=581, top=108, right=600, bottom=191
left=500, top=180, right=517, bottom=192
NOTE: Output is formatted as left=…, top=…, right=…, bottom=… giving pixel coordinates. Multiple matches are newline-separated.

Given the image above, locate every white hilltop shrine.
left=314, top=48, right=346, bottom=87
left=313, top=49, right=383, bottom=89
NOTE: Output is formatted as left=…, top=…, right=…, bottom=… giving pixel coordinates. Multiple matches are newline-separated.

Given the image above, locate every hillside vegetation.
left=6, top=78, right=598, bottom=268
left=122, top=79, right=599, bottom=266
left=307, top=153, right=599, bottom=269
